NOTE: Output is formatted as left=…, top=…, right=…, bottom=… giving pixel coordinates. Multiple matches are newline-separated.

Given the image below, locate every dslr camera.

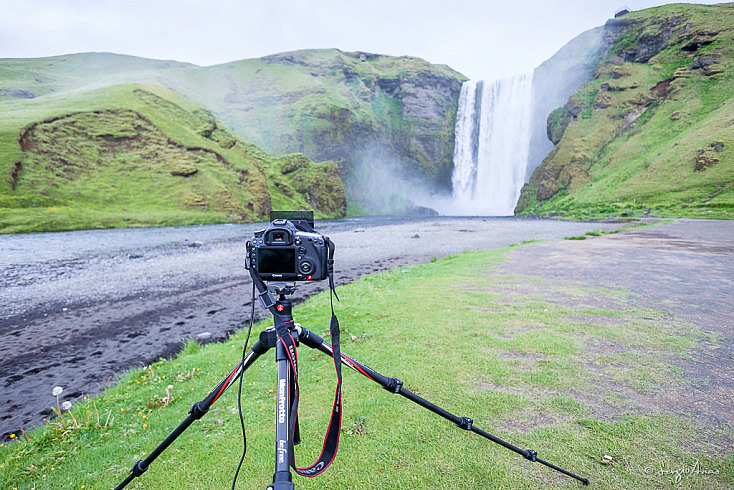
left=246, top=211, right=329, bottom=281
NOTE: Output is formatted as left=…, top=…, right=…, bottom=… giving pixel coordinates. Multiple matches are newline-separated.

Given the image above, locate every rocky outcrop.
left=276, top=153, right=346, bottom=216
left=694, top=141, right=725, bottom=172
left=546, top=96, right=583, bottom=145
left=0, top=88, right=36, bottom=99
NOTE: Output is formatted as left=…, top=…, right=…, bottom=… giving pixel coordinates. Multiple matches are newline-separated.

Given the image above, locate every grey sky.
left=0, top=0, right=726, bottom=80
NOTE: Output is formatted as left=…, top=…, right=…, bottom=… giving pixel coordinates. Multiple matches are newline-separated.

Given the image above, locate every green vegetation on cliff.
left=1, top=50, right=466, bottom=217
left=0, top=84, right=345, bottom=233
left=517, top=3, right=733, bottom=219
left=161, top=49, right=466, bottom=212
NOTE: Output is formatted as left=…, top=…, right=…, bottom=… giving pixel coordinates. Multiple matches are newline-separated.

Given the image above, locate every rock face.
left=170, top=49, right=467, bottom=212
left=516, top=3, right=734, bottom=219
left=527, top=26, right=604, bottom=180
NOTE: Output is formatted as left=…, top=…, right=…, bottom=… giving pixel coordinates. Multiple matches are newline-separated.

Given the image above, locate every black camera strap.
left=284, top=236, right=342, bottom=477
left=325, top=237, right=339, bottom=303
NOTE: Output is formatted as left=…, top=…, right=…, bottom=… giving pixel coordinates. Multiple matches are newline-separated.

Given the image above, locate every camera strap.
left=326, top=237, right=340, bottom=302
left=283, top=236, right=342, bottom=477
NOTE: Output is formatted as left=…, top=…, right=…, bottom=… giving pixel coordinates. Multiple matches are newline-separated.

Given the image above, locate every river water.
left=0, top=216, right=626, bottom=439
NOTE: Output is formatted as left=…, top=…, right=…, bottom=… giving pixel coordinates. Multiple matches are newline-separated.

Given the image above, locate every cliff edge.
left=517, top=3, right=733, bottom=219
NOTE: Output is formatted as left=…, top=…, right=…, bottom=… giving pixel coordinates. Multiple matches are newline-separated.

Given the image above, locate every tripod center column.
left=271, top=296, right=295, bottom=489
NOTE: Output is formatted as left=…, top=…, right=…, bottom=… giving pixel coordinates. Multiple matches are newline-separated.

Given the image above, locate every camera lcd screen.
left=258, top=248, right=296, bottom=274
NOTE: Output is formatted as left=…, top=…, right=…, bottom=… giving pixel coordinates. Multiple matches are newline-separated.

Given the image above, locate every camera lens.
left=299, top=261, right=313, bottom=274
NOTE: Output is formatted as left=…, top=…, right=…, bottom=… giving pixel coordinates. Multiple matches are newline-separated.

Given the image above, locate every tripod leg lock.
left=524, top=449, right=537, bottom=462
left=456, top=417, right=473, bottom=431
left=382, top=377, right=403, bottom=394
left=188, top=401, right=209, bottom=420
left=130, top=460, right=148, bottom=477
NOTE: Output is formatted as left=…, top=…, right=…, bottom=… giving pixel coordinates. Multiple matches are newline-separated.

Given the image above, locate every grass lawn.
left=1, top=245, right=731, bottom=488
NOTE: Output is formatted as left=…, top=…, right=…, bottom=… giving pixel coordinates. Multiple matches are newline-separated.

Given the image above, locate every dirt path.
left=493, top=219, right=734, bottom=427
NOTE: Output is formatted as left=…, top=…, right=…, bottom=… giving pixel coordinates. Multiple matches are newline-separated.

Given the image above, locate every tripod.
left=116, top=280, right=589, bottom=489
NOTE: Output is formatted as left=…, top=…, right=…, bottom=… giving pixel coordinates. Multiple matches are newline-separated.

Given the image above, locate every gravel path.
left=493, top=218, right=734, bottom=427
left=0, top=216, right=648, bottom=440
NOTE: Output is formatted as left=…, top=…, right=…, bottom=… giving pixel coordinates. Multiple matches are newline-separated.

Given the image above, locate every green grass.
left=0, top=83, right=345, bottom=233
left=1, top=245, right=731, bottom=489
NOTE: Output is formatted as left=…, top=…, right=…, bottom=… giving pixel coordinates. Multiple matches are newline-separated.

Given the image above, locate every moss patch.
left=0, top=84, right=346, bottom=233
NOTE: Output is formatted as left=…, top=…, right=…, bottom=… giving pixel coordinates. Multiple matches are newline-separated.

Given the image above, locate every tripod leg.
left=115, top=338, right=270, bottom=490
left=297, top=327, right=589, bottom=486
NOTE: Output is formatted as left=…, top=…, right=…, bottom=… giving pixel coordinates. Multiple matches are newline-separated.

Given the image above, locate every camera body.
left=247, top=217, right=329, bottom=281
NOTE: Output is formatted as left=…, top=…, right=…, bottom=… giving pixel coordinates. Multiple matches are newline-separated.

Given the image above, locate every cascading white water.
left=450, top=74, right=533, bottom=216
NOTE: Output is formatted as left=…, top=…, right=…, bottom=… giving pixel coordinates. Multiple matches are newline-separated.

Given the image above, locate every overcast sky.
left=0, top=0, right=726, bottom=80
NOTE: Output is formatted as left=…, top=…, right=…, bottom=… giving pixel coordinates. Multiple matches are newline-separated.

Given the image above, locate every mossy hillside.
left=0, top=52, right=194, bottom=100
left=178, top=49, right=465, bottom=207
left=0, top=84, right=345, bottom=233
left=517, top=3, right=734, bottom=219
left=0, top=50, right=466, bottom=214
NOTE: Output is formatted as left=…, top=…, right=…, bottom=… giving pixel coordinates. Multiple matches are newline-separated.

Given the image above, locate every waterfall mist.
left=526, top=26, right=603, bottom=180
left=348, top=147, right=452, bottom=215
left=447, top=75, right=533, bottom=216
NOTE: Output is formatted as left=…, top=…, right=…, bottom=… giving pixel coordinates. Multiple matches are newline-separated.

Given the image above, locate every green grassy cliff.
left=181, top=50, right=465, bottom=198
left=0, top=84, right=345, bottom=233
left=517, top=3, right=733, bottom=219
left=1, top=50, right=466, bottom=217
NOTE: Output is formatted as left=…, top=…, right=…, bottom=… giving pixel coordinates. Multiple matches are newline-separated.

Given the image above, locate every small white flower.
left=52, top=386, right=63, bottom=396
left=61, top=401, right=72, bottom=410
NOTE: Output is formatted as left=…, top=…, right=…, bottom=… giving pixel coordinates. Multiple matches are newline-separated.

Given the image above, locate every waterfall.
left=451, top=74, right=533, bottom=216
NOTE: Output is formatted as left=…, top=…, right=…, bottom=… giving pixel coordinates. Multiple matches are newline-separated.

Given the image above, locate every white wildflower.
left=61, top=401, right=72, bottom=410
left=52, top=386, right=63, bottom=396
